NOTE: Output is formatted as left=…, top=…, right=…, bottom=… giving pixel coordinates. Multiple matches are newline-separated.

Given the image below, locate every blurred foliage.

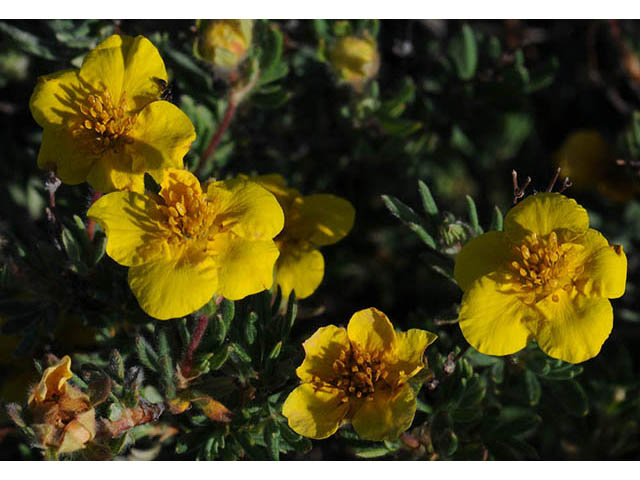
left=1, top=19, right=640, bottom=460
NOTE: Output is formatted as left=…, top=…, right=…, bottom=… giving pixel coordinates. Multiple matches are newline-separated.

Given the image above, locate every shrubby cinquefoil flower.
left=254, top=174, right=355, bottom=299
left=454, top=193, right=627, bottom=364
left=194, top=20, right=253, bottom=70
left=88, top=168, right=284, bottom=320
left=28, top=356, right=96, bottom=454
left=555, top=129, right=635, bottom=204
left=282, top=308, right=436, bottom=441
left=329, top=35, right=380, bottom=90
left=30, top=34, right=196, bottom=192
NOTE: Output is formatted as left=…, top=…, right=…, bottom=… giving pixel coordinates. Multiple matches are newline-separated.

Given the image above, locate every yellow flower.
left=87, top=168, right=284, bottom=320
left=253, top=174, right=355, bottom=299
left=28, top=356, right=96, bottom=454
left=30, top=34, right=196, bottom=193
left=554, top=129, right=636, bottom=204
left=194, top=20, right=253, bottom=70
left=329, top=35, right=380, bottom=89
left=454, top=193, right=627, bottom=364
left=282, top=308, right=437, bottom=441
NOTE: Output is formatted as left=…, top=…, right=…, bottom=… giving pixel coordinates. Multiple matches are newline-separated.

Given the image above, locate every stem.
left=196, top=97, right=236, bottom=177
left=86, top=190, right=102, bottom=242
left=180, top=314, right=210, bottom=378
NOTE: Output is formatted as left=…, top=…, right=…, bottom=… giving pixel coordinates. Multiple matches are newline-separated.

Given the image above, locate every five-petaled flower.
left=454, top=193, right=627, bottom=364
left=282, top=308, right=437, bottom=441
left=254, top=174, right=355, bottom=299
left=88, top=168, right=284, bottom=320
left=30, top=34, right=196, bottom=193
left=28, top=355, right=96, bottom=454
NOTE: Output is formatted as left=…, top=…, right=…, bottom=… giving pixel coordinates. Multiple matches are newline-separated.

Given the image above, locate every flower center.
left=157, top=182, right=216, bottom=243
left=321, top=347, right=389, bottom=402
left=508, top=231, right=582, bottom=304
left=72, top=88, right=137, bottom=155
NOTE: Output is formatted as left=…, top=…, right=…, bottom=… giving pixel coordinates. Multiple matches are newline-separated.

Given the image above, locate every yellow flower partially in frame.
left=30, top=34, right=196, bottom=193
left=282, top=308, right=437, bottom=441
left=554, top=129, right=636, bottom=204
left=28, top=356, right=96, bottom=454
left=329, top=35, right=380, bottom=90
left=454, top=193, right=627, bottom=364
left=194, top=20, right=253, bottom=70
left=88, top=169, right=284, bottom=320
left=254, top=174, right=355, bottom=299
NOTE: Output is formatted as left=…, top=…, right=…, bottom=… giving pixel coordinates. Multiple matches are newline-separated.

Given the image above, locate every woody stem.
left=180, top=314, right=210, bottom=378
left=196, top=96, right=236, bottom=177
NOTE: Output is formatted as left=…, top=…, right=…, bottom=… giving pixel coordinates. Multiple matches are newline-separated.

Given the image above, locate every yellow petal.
left=208, top=178, right=284, bottom=241
left=58, top=409, right=96, bottom=454
left=275, top=247, right=325, bottom=299
left=282, top=383, right=349, bottom=440
left=29, top=69, right=82, bottom=128
left=79, top=35, right=126, bottom=103
left=347, top=308, right=396, bottom=354
left=29, top=355, right=73, bottom=405
left=351, top=384, right=416, bottom=441
left=289, top=194, right=355, bottom=247
left=87, top=191, right=165, bottom=267
left=554, top=130, right=609, bottom=190
left=80, top=35, right=166, bottom=111
left=38, top=127, right=95, bottom=183
left=504, top=193, right=589, bottom=240
left=388, top=329, right=438, bottom=385
left=296, top=325, right=350, bottom=383
left=212, top=233, right=280, bottom=300
left=459, top=276, right=535, bottom=356
left=159, top=167, right=201, bottom=194
left=254, top=174, right=301, bottom=214
left=573, top=229, right=627, bottom=299
left=534, top=290, right=613, bottom=364
left=128, top=254, right=218, bottom=320
left=86, top=151, right=144, bottom=193
left=128, top=101, right=196, bottom=175
left=453, top=231, right=511, bottom=292
left=120, top=36, right=167, bottom=111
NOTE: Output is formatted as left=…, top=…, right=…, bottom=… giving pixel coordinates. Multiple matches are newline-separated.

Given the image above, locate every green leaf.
left=450, top=125, right=475, bottom=156
left=268, top=341, right=282, bottom=361
left=108, top=349, right=125, bottom=383
left=381, top=195, right=436, bottom=249
left=490, top=206, right=503, bottom=231
left=418, top=180, right=439, bottom=217
left=352, top=444, right=395, bottom=459
left=62, top=227, right=82, bottom=264
left=264, top=419, right=280, bottom=460
left=231, top=343, right=252, bottom=364
left=135, top=335, right=159, bottom=373
left=465, top=195, right=483, bottom=235
left=524, top=370, right=541, bottom=406
left=156, top=325, right=176, bottom=399
left=209, top=344, right=231, bottom=371
left=448, top=24, right=478, bottom=80
left=550, top=379, right=589, bottom=417
left=490, top=361, right=505, bottom=384
left=491, top=407, right=541, bottom=437
left=0, top=22, right=58, bottom=60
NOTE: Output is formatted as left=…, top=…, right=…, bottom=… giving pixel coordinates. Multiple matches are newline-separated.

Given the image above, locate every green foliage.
left=1, top=19, right=640, bottom=461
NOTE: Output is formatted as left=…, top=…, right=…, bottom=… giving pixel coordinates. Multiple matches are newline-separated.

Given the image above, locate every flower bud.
left=194, top=20, right=253, bottom=70
left=329, top=35, right=380, bottom=89
left=27, top=356, right=96, bottom=454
